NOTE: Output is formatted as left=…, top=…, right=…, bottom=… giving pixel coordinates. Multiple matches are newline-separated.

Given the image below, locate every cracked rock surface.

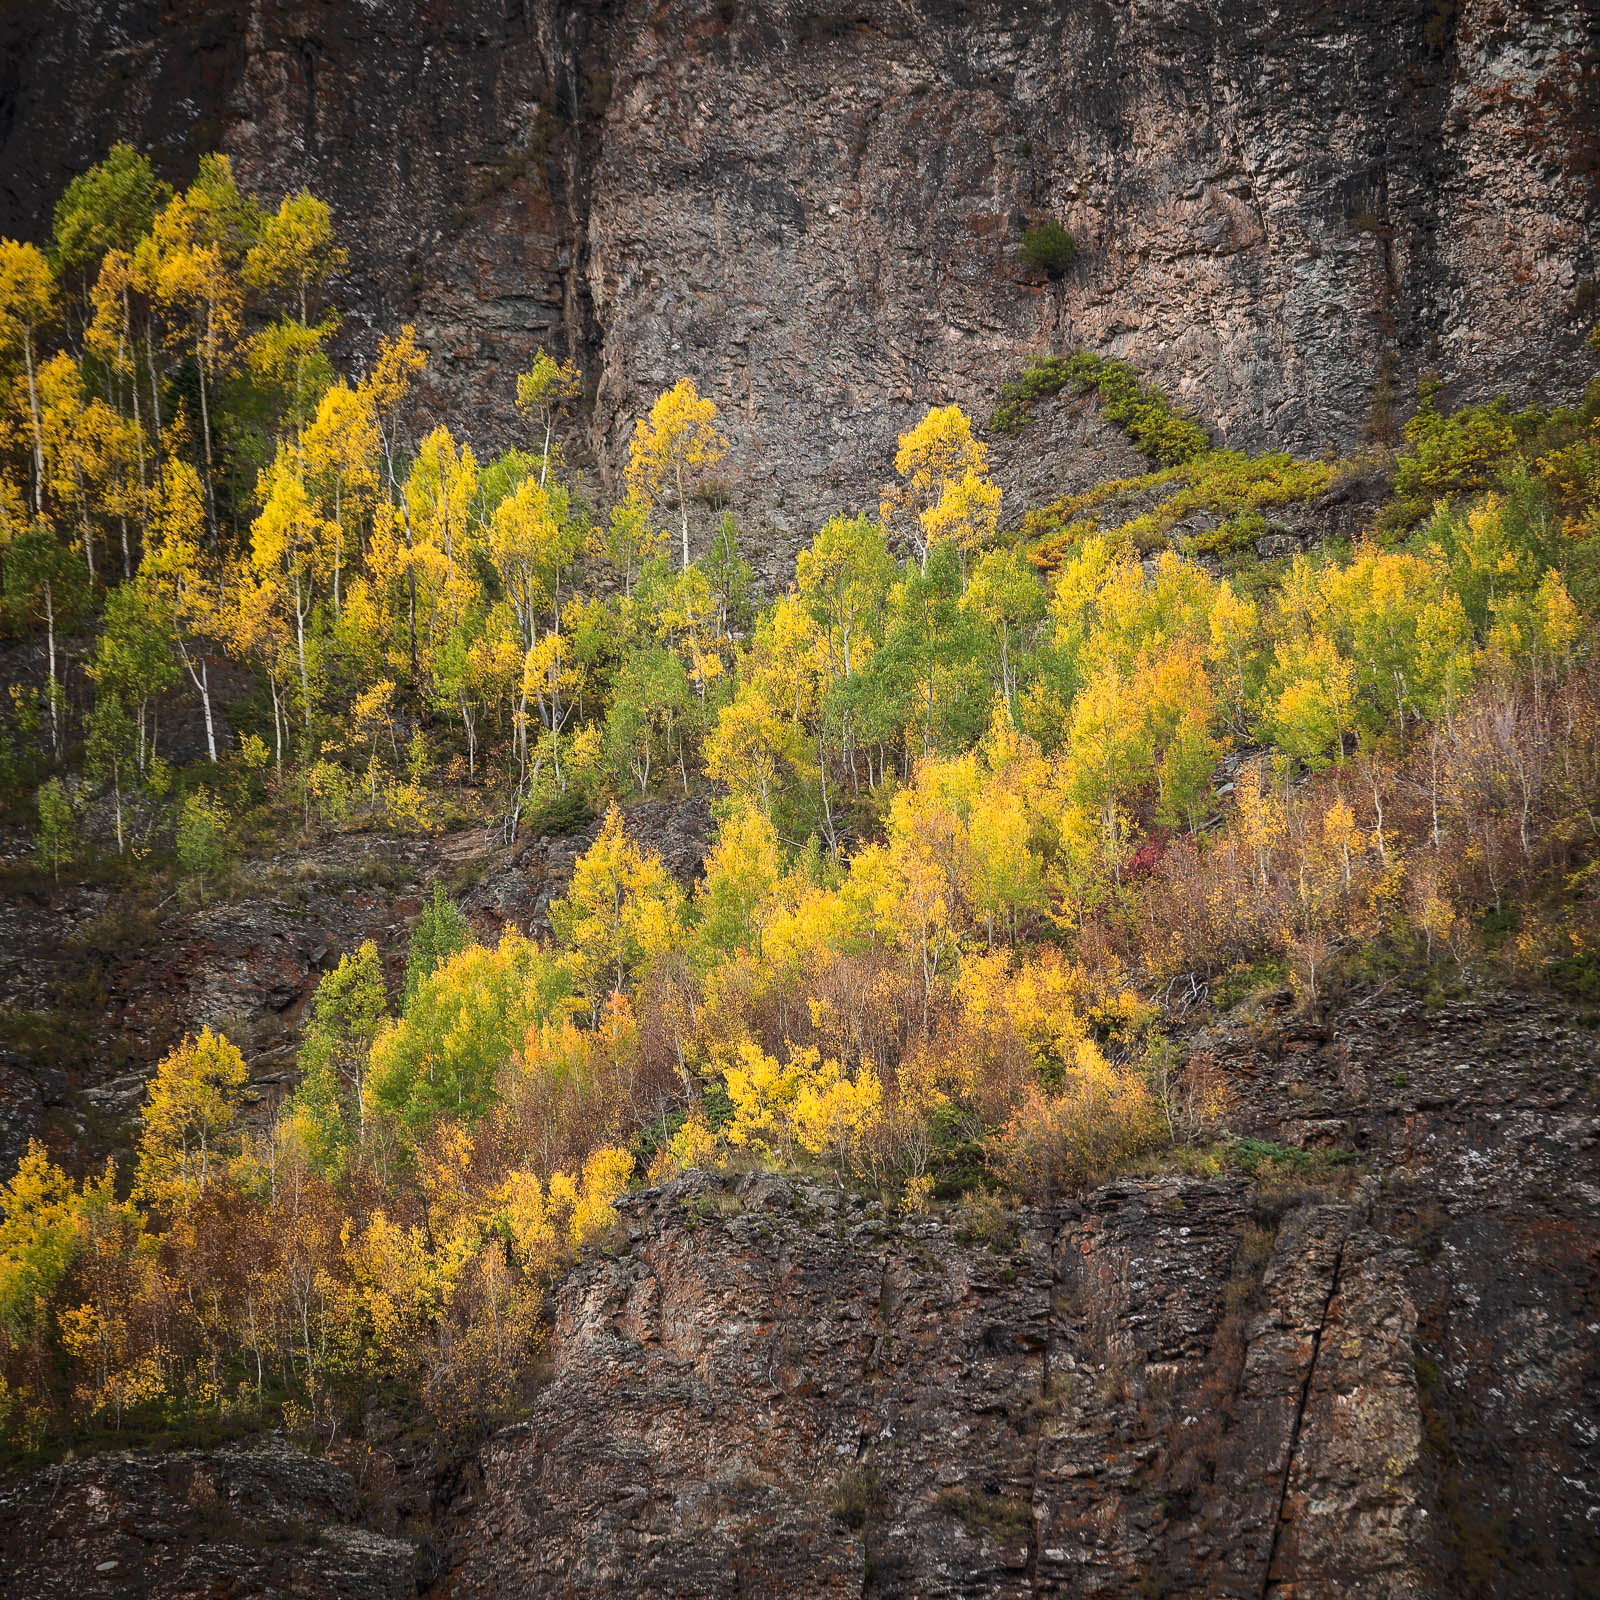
left=0, top=1439, right=415, bottom=1600
left=435, top=985, right=1598, bottom=1599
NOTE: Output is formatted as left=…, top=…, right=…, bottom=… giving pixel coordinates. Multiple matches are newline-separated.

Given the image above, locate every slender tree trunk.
left=24, top=330, right=44, bottom=516
left=198, top=656, right=217, bottom=763
left=332, top=479, right=342, bottom=616
left=269, top=666, right=284, bottom=773
left=295, top=580, right=312, bottom=735
left=398, top=488, right=421, bottom=700
left=78, top=480, right=95, bottom=587
left=196, top=325, right=218, bottom=548
left=177, top=634, right=218, bottom=763
left=999, top=623, right=1012, bottom=722
left=44, top=581, right=58, bottom=753
left=125, top=288, right=148, bottom=545
left=146, top=326, right=162, bottom=446
left=676, top=459, right=689, bottom=570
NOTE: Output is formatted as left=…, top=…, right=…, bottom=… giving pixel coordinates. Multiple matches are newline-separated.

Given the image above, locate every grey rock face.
left=3, top=1, right=1596, bottom=542
left=437, top=986, right=1600, bottom=1599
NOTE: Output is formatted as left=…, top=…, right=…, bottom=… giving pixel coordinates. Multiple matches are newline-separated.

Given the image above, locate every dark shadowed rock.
left=0, top=1438, right=415, bottom=1600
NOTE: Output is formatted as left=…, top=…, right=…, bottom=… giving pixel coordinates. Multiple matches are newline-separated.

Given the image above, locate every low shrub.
left=1018, top=220, right=1077, bottom=278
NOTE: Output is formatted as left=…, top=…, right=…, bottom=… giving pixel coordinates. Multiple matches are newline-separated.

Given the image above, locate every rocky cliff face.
left=4, top=1, right=1597, bottom=535
left=6, top=982, right=1594, bottom=1598
left=433, top=984, right=1600, bottom=1600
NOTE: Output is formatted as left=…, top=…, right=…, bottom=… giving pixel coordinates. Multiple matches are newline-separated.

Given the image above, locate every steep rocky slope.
left=436, top=984, right=1600, bottom=1600
left=4, top=0, right=1597, bottom=531
left=0, top=795, right=714, bottom=1177
left=0, top=1439, right=415, bottom=1599
left=4, top=981, right=1595, bottom=1597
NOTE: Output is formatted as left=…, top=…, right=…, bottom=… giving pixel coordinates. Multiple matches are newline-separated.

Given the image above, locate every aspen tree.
left=515, top=348, right=581, bottom=487
left=625, top=378, right=728, bottom=570
left=243, top=190, right=347, bottom=325
left=0, top=240, right=56, bottom=515
left=141, top=458, right=226, bottom=761
left=133, top=1028, right=249, bottom=1211
left=881, top=403, right=994, bottom=574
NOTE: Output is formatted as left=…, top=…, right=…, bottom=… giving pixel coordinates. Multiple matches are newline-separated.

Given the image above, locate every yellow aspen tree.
left=922, top=466, right=1001, bottom=577
left=705, top=685, right=800, bottom=813
left=38, top=353, right=139, bottom=589
left=0, top=239, right=57, bottom=515
left=625, top=377, right=728, bottom=570
left=1266, top=632, right=1358, bottom=768
left=133, top=1028, right=249, bottom=1211
left=885, top=778, right=963, bottom=1028
left=963, top=546, right=1046, bottom=722
left=1064, top=662, right=1148, bottom=868
left=1206, top=579, right=1261, bottom=736
left=792, top=1053, right=883, bottom=1181
left=229, top=557, right=295, bottom=771
left=881, top=403, right=994, bottom=573
left=795, top=512, right=892, bottom=684
left=141, top=458, right=227, bottom=761
left=86, top=247, right=158, bottom=554
left=551, top=805, right=684, bottom=1021
left=242, top=190, right=347, bottom=325
left=250, top=450, right=332, bottom=735
left=0, top=1138, right=80, bottom=1351
left=695, top=806, right=783, bottom=959
left=145, top=184, right=244, bottom=539
left=489, top=475, right=579, bottom=648
left=301, top=381, right=379, bottom=618
left=515, top=348, right=581, bottom=486
left=405, top=425, right=482, bottom=674
left=596, top=491, right=664, bottom=598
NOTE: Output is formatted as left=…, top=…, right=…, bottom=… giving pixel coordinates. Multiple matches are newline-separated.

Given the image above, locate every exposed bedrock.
left=3, top=0, right=1597, bottom=536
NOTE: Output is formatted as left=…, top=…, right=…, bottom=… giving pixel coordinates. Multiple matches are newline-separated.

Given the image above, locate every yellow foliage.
left=134, top=1028, right=248, bottom=1211
left=625, top=377, right=728, bottom=569
left=659, top=1113, right=716, bottom=1177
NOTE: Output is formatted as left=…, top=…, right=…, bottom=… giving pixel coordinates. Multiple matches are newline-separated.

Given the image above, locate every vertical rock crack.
left=1259, top=1227, right=1349, bottom=1600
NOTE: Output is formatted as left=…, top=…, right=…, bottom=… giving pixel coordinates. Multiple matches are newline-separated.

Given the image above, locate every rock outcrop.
left=4, top=1, right=1597, bottom=534
left=0, top=1439, right=415, bottom=1600
left=1, top=982, right=1595, bottom=1595
left=432, top=983, right=1598, bottom=1599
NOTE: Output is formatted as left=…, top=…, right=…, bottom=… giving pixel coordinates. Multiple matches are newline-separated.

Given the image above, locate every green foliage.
left=520, top=788, right=594, bottom=840
left=175, top=789, right=229, bottom=883
left=1184, top=510, right=1267, bottom=559
left=49, top=143, right=170, bottom=279
left=1386, top=392, right=1517, bottom=529
left=1018, top=219, right=1077, bottom=277
left=600, top=645, right=695, bottom=797
left=1027, top=450, right=1331, bottom=567
left=403, top=885, right=472, bottom=1004
left=367, top=932, right=567, bottom=1142
left=992, top=352, right=1209, bottom=465
left=295, top=940, right=389, bottom=1173
left=34, top=778, right=74, bottom=877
